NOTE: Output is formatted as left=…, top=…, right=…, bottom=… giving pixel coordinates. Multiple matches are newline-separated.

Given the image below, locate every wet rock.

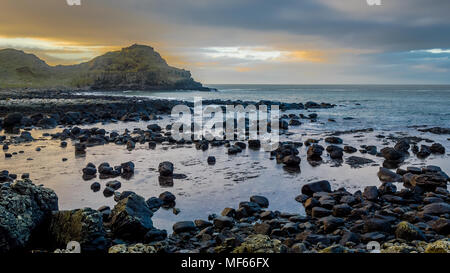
left=431, top=218, right=450, bottom=235
left=340, top=231, right=360, bottom=245
left=232, top=234, right=284, bottom=253
left=82, top=165, right=97, bottom=176
left=345, top=156, right=374, bottom=168
left=207, top=156, right=216, bottom=165
left=325, top=137, right=343, bottom=144
left=103, top=187, right=115, bottom=197
left=312, top=207, right=332, bottom=218
left=194, top=219, right=213, bottom=229
left=363, top=186, right=379, bottom=201
left=144, top=228, right=167, bottom=242
left=90, top=182, right=101, bottom=192
left=421, top=202, right=450, bottom=215
left=395, top=221, right=426, bottom=241
left=424, top=239, right=450, bottom=253
left=159, top=191, right=176, bottom=204
left=380, top=147, right=403, bottom=161
left=213, top=216, right=234, bottom=229
left=394, top=139, right=410, bottom=153
left=146, top=197, right=163, bottom=211
left=319, top=216, right=344, bottom=233
left=37, top=117, right=57, bottom=129
left=106, top=180, right=121, bottom=191
left=361, top=232, right=386, bottom=243
left=173, top=221, right=196, bottom=233
left=343, top=146, right=357, bottom=153
left=228, top=146, right=242, bottom=155
left=326, top=145, right=343, bottom=159
left=301, top=180, right=331, bottom=196
left=282, top=155, right=301, bottom=167
left=289, top=119, right=302, bottom=126
left=418, top=127, right=450, bottom=135
left=0, top=180, right=58, bottom=252
left=363, top=218, right=392, bottom=233
left=147, top=124, right=162, bottom=132
left=248, top=140, right=261, bottom=149
left=3, top=113, right=23, bottom=127
left=109, top=193, right=154, bottom=240
left=406, top=166, right=422, bottom=174
left=148, top=141, right=156, bottom=149
left=108, top=243, right=157, bottom=253
left=239, top=202, right=262, bottom=215
left=410, top=173, right=448, bottom=191
left=332, top=204, right=352, bottom=217
left=250, top=196, right=269, bottom=208
left=378, top=182, right=397, bottom=195
left=158, top=161, right=174, bottom=176
left=417, top=145, right=431, bottom=159
left=48, top=208, right=107, bottom=252
left=430, top=143, right=445, bottom=154
left=121, top=161, right=135, bottom=174
left=221, top=208, right=236, bottom=218
left=253, top=222, right=272, bottom=235
left=307, top=144, right=324, bottom=160
left=377, top=167, right=402, bottom=182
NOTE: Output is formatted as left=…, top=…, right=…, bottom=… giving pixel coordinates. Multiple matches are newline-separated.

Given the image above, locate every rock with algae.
left=319, top=245, right=355, bottom=253
left=108, top=243, right=157, bottom=253
left=382, top=243, right=418, bottom=253
left=232, top=234, right=285, bottom=253
left=425, top=239, right=450, bottom=253
left=395, top=221, right=426, bottom=241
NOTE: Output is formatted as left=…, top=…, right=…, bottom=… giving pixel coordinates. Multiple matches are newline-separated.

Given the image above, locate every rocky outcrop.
left=48, top=208, right=108, bottom=252
left=0, top=45, right=210, bottom=91
left=0, top=180, right=58, bottom=253
left=108, top=193, right=154, bottom=240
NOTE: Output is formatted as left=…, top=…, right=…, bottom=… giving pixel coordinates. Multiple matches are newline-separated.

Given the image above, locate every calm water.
left=87, top=84, right=450, bottom=132
left=2, top=85, right=449, bottom=232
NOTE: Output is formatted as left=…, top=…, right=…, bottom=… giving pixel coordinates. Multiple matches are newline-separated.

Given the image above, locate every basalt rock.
left=0, top=180, right=58, bottom=253
left=48, top=208, right=108, bottom=252
left=108, top=193, right=154, bottom=240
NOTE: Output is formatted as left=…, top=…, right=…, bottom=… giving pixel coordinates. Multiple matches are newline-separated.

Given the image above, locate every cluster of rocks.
left=82, top=161, right=135, bottom=181
left=1, top=165, right=449, bottom=254
left=0, top=89, right=335, bottom=131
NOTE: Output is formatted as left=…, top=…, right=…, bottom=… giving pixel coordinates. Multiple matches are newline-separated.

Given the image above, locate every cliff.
left=0, top=44, right=210, bottom=91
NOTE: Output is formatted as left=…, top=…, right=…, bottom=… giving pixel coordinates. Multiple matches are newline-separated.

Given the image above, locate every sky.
left=1, top=0, right=450, bottom=84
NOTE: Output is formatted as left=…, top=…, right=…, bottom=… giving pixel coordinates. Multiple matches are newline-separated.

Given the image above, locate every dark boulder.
left=301, top=180, right=331, bottom=196
left=395, top=221, right=426, bottom=241
left=109, top=193, right=154, bottom=240
left=0, top=180, right=58, bottom=253
left=324, top=137, right=343, bottom=144
left=213, top=216, right=234, bottom=229
left=377, top=167, right=402, bottom=182
left=48, top=208, right=107, bottom=252
left=3, top=113, right=23, bottom=127
left=250, top=196, right=269, bottom=208
left=173, top=221, right=196, bottom=233
left=430, top=143, right=445, bottom=154
left=158, top=161, right=174, bottom=176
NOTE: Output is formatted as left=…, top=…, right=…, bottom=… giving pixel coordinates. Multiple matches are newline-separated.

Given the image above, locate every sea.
left=2, top=85, right=449, bottom=231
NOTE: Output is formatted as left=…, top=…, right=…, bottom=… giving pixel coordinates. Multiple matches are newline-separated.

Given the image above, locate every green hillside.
left=0, top=44, right=207, bottom=90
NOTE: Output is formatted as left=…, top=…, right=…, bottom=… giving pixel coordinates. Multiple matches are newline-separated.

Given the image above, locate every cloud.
left=1, top=0, right=449, bottom=83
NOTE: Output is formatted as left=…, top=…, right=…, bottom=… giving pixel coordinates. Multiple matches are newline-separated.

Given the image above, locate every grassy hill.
left=0, top=44, right=208, bottom=91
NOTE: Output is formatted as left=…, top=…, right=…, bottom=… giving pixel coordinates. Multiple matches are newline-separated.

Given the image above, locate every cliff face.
left=0, top=44, right=209, bottom=91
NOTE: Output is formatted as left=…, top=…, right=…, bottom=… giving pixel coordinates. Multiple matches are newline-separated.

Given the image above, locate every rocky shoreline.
left=1, top=166, right=449, bottom=253
left=0, top=91, right=449, bottom=254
